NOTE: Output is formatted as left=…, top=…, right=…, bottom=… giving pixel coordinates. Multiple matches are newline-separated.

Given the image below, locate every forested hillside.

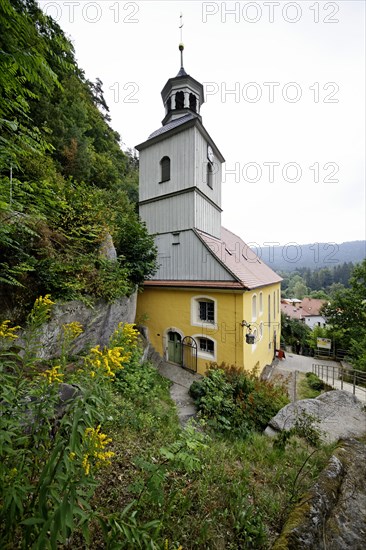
left=256, top=241, right=365, bottom=272
left=0, top=0, right=156, bottom=319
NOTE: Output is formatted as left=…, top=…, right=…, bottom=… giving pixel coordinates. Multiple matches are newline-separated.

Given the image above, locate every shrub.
left=190, top=363, right=289, bottom=437
left=305, top=372, right=326, bottom=391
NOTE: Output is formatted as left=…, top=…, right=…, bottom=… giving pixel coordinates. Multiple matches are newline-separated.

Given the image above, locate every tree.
left=322, top=260, right=366, bottom=370
left=0, top=0, right=65, bottom=170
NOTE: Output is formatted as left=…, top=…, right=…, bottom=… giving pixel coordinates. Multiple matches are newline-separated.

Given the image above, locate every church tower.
left=135, top=43, right=282, bottom=374
left=135, top=44, right=225, bottom=281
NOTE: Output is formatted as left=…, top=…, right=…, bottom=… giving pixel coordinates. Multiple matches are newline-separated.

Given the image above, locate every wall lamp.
left=241, top=320, right=255, bottom=345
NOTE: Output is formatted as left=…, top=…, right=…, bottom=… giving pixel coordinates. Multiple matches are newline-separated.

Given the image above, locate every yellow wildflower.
left=62, top=321, right=83, bottom=340
left=41, top=365, right=64, bottom=384
left=85, top=345, right=127, bottom=378
left=34, top=294, right=55, bottom=308
left=69, top=452, right=76, bottom=461
left=82, top=425, right=115, bottom=475
left=0, top=320, right=20, bottom=340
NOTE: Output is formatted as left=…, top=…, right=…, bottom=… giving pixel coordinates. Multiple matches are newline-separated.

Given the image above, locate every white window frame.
left=191, top=295, right=218, bottom=329
left=192, top=334, right=217, bottom=361
left=252, top=293, right=257, bottom=322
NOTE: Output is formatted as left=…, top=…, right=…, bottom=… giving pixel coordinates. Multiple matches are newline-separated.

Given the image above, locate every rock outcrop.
left=265, top=390, right=366, bottom=444
left=273, top=438, right=366, bottom=549
left=36, top=293, right=137, bottom=359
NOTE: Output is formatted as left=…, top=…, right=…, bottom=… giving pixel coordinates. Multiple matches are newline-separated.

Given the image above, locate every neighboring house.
left=281, top=298, right=327, bottom=329
left=135, top=47, right=282, bottom=374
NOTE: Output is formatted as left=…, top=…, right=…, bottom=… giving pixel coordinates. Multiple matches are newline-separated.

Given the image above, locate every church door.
left=168, top=331, right=182, bottom=364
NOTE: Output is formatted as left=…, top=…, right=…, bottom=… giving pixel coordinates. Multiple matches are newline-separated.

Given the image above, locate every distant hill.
left=253, top=241, right=366, bottom=272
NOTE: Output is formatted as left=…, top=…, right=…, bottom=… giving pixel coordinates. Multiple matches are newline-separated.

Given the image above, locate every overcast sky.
left=40, top=0, right=365, bottom=248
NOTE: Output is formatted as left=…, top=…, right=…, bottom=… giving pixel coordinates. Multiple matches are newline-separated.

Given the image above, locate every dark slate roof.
left=177, top=66, right=188, bottom=77
left=148, top=113, right=196, bottom=139
left=196, top=227, right=283, bottom=290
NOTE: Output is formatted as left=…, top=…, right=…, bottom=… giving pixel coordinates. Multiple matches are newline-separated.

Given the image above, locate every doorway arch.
left=167, top=330, right=183, bottom=364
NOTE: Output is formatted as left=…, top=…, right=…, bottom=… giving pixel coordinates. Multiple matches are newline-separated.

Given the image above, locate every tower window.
left=160, top=156, right=170, bottom=182
left=189, top=93, right=197, bottom=112
left=167, top=97, right=171, bottom=112
left=207, top=163, right=213, bottom=188
left=175, top=91, right=184, bottom=110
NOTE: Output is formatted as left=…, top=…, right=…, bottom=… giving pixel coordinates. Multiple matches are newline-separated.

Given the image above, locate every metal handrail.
left=312, top=363, right=366, bottom=399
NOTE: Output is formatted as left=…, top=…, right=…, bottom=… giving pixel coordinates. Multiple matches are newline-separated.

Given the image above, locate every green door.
left=168, top=331, right=182, bottom=364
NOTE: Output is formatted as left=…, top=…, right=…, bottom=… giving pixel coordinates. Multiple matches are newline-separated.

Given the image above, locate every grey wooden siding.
left=140, top=193, right=195, bottom=234
left=139, top=128, right=195, bottom=202
left=194, top=193, right=221, bottom=238
left=194, top=128, right=222, bottom=208
left=152, top=230, right=234, bottom=281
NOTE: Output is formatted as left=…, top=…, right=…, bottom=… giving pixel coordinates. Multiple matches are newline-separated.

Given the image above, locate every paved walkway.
left=272, top=353, right=366, bottom=402
left=158, top=361, right=202, bottom=426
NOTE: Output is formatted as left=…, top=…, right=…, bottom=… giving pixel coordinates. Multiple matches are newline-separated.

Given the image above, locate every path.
left=272, top=353, right=366, bottom=401
left=158, top=361, right=202, bottom=426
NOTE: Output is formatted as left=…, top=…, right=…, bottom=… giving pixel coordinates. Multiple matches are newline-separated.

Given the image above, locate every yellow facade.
left=136, top=283, right=281, bottom=375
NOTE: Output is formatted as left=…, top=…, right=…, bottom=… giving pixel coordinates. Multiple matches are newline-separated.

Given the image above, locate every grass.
left=297, top=372, right=332, bottom=400
left=68, top=364, right=334, bottom=549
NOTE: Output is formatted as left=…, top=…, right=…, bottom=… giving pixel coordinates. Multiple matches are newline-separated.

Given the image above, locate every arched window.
left=160, top=156, right=170, bottom=182
left=191, top=296, right=217, bottom=327
left=207, top=163, right=213, bottom=188
left=252, top=294, right=257, bottom=321
left=189, top=93, right=197, bottom=112
left=259, top=292, right=263, bottom=315
left=175, top=91, right=184, bottom=110
left=198, top=337, right=214, bottom=355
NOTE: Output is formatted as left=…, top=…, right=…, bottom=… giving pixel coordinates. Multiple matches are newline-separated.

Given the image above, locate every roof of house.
left=281, top=297, right=327, bottom=320
left=299, top=297, right=327, bottom=316
left=195, top=227, right=283, bottom=290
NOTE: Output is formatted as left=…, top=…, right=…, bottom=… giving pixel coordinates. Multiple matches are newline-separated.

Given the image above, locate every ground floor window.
left=198, top=337, right=214, bottom=354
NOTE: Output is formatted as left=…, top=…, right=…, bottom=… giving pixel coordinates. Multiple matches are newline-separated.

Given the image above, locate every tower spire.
left=177, top=13, right=187, bottom=77
left=179, top=13, right=184, bottom=69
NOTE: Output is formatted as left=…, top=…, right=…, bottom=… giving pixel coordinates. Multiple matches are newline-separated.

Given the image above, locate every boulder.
left=265, top=390, right=366, bottom=444
left=273, top=439, right=366, bottom=549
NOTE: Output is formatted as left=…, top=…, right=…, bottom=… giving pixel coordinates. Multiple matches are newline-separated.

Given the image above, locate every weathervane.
left=179, top=13, right=184, bottom=68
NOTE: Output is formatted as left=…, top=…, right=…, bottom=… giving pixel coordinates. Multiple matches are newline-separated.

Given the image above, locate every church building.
left=135, top=45, right=282, bottom=375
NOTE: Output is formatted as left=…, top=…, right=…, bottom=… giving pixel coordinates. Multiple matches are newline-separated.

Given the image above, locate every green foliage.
left=0, top=306, right=154, bottom=549
left=280, top=262, right=355, bottom=298
left=322, top=260, right=366, bottom=370
left=190, top=363, right=289, bottom=437
left=280, top=312, right=312, bottom=351
left=273, top=412, right=323, bottom=451
left=0, top=1, right=156, bottom=316
left=305, top=372, right=325, bottom=391
left=0, top=0, right=63, bottom=169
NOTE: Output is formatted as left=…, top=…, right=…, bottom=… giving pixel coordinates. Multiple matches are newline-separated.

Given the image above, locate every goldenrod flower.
left=41, top=365, right=64, bottom=384
left=62, top=321, right=83, bottom=340
left=85, top=345, right=127, bottom=378
left=0, top=320, right=20, bottom=340
left=82, top=425, right=115, bottom=475
left=34, top=294, right=55, bottom=308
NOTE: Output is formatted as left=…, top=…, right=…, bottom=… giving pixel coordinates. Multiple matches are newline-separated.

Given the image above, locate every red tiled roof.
left=298, top=298, right=327, bottom=316
left=281, top=298, right=327, bottom=320
left=195, top=227, right=282, bottom=290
